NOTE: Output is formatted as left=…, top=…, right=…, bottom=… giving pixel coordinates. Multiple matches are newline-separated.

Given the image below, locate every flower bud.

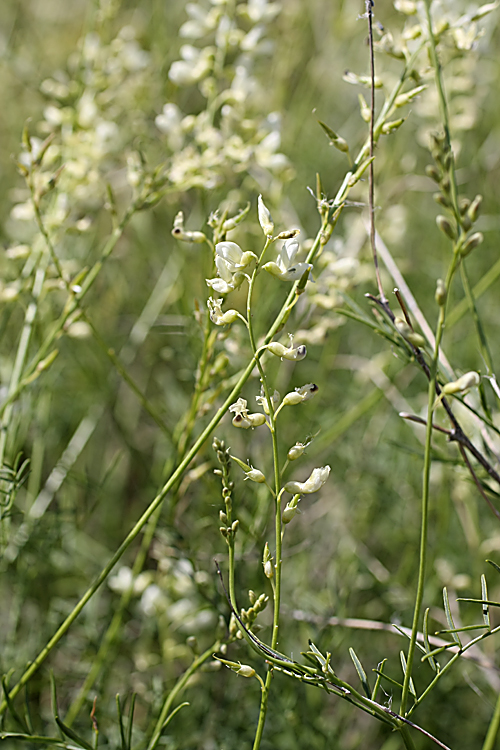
left=274, top=228, right=300, bottom=241
left=247, top=413, right=267, bottom=428
left=425, top=165, right=441, bottom=183
left=287, top=442, right=307, bottom=461
left=381, top=118, right=405, bottom=134
left=263, top=542, right=273, bottom=579
left=436, top=215, right=456, bottom=240
left=468, top=194, right=483, bottom=223
left=394, top=85, right=427, bottom=107
left=246, top=469, right=266, bottom=483
left=435, top=279, right=447, bottom=306
left=442, top=371, right=480, bottom=395
left=394, top=317, right=426, bottom=348
left=258, top=194, right=274, bottom=237
left=459, top=197, right=471, bottom=215
left=318, top=120, right=349, bottom=152
left=460, top=232, right=483, bottom=258
left=282, top=494, right=300, bottom=524
left=358, top=94, right=371, bottom=123
left=236, top=664, right=256, bottom=678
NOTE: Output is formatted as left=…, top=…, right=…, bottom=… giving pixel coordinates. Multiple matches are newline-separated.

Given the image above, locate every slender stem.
left=400, top=252, right=459, bottom=716
left=366, top=0, right=385, bottom=303
left=64, top=507, right=162, bottom=726
left=482, top=691, right=500, bottom=750
left=147, top=642, right=220, bottom=750
left=245, top=236, right=284, bottom=749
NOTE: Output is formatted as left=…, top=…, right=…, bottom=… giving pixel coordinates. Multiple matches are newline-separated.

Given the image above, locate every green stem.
left=64, top=507, right=162, bottom=726
left=400, top=252, right=459, bottom=716
left=481, top=691, right=500, bottom=750
left=244, top=236, right=284, bottom=750
left=0, top=206, right=136, bottom=423
left=146, top=642, right=219, bottom=750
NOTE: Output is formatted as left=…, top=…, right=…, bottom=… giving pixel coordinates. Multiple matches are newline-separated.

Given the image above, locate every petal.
left=280, top=262, right=313, bottom=281
left=216, top=241, right=244, bottom=269
left=215, top=254, right=234, bottom=281
left=282, top=238, right=300, bottom=263
left=206, top=277, right=233, bottom=294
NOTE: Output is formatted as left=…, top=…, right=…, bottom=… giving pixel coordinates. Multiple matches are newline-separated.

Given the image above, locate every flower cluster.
left=11, top=25, right=153, bottom=239
left=155, top=0, right=291, bottom=194
left=206, top=241, right=256, bottom=294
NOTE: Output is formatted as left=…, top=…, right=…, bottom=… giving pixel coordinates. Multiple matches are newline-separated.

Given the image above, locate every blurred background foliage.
left=1, top=0, right=500, bottom=748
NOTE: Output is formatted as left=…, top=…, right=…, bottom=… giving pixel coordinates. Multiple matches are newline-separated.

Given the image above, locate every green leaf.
left=487, top=559, right=500, bottom=576
left=443, top=587, right=461, bottom=646
left=1, top=676, right=30, bottom=734
left=423, top=608, right=438, bottom=673
left=55, top=719, right=94, bottom=750
left=349, top=648, right=371, bottom=698
left=400, top=651, right=416, bottom=698
left=371, top=658, right=387, bottom=701
left=116, top=695, right=126, bottom=750
left=126, top=694, right=136, bottom=750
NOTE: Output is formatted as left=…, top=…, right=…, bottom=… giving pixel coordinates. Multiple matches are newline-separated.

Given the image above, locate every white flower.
left=168, top=45, right=212, bottom=86
left=229, top=398, right=266, bottom=429
left=215, top=241, right=256, bottom=272
left=255, top=388, right=280, bottom=414
left=262, top=238, right=312, bottom=281
left=284, top=466, right=331, bottom=495
left=282, top=383, right=318, bottom=406
left=257, top=194, right=274, bottom=236
left=267, top=341, right=307, bottom=361
left=207, top=297, right=239, bottom=325
left=206, top=242, right=255, bottom=294
left=206, top=260, right=244, bottom=294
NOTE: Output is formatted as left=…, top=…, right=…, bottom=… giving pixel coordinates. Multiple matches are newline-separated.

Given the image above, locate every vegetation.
left=1, top=0, right=500, bottom=748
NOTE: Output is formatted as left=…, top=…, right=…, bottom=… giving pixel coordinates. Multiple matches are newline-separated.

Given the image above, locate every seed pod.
left=394, top=317, right=426, bottom=348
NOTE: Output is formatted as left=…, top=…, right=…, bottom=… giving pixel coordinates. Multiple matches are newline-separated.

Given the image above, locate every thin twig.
left=366, top=0, right=386, bottom=304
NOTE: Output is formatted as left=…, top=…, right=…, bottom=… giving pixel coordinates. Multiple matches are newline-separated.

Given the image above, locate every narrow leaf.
left=481, top=574, right=491, bottom=628
left=487, top=559, right=500, bottom=576
left=1, top=676, right=30, bottom=733
left=372, top=670, right=403, bottom=690
left=371, top=658, right=387, bottom=701
left=443, top=587, right=461, bottom=646
left=349, top=648, right=371, bottom=698
left=400, top=651, right=416, bottom=698
left=116, top=695, right=126, bottom=750
left=55, top=718, right=94, bottom=750
left=126, top=694, right=136, bottom=750
left=393, top=624, right=426, bottom=655
left=436, top=624, right=488, bottom=634
left=423, top=608, right=438, bottom=673
left=456, top=598, right=500, bottom=608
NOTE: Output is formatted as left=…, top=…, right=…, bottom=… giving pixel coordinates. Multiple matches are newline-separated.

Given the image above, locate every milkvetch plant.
left=1, top=0, right=500, bottom=748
